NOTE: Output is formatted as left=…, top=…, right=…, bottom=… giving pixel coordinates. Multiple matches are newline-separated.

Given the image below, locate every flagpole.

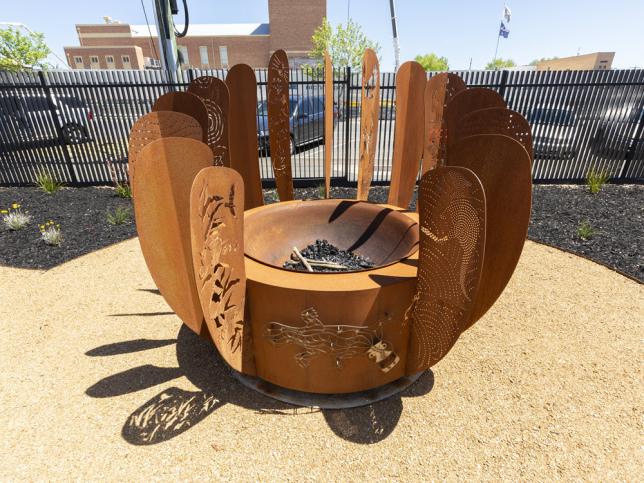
left=493, top=2, right=505, bottom=63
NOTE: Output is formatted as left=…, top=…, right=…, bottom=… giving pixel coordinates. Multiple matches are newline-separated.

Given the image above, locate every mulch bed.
left=2, top=184, right=642, bottom=281
left=0, top=187, right=135, bottom=270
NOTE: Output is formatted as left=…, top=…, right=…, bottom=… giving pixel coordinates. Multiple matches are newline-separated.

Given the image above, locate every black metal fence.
left=0, top=67, right=642, bottom=186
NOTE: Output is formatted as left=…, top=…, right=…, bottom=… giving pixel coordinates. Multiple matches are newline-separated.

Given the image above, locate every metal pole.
left=493, top=32, right=500, bottom=64
left=389, top=0, right=400, bottom=72
left=153, top=0, right=178, bottom=81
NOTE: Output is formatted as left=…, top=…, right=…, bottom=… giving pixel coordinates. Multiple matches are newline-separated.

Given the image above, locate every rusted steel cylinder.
left=243, top=199, right=420, bottom=394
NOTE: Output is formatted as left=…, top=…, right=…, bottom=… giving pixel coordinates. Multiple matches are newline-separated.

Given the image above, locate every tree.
left=529, top=56, right=559, bottom=66
left=0, top=27, right=50, bottom=72
left=414, top=53, right=449, bottom=71
left=485, top=58, right=516, bottom=70
left=309, top=18, right=380, bottom=71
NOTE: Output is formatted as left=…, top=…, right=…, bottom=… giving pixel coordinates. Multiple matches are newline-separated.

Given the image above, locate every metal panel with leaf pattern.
left=267, top=49, right=293, bottom=201
left=356, top=48, right=380, bottom=201
left=190, top=167, right=253, bottom=373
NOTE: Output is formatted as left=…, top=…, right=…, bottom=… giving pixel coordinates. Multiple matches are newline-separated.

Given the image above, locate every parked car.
left=256, top=95, right=338, bottom=154
left=527, top=107, right=578, bottom=160
left=0, top=94, right=93, bottom=145
left=591, top=105, right=643, bottom=159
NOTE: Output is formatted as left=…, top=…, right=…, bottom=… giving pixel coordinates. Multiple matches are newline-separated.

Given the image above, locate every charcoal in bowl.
left=284, top=239, right=375, bottom=272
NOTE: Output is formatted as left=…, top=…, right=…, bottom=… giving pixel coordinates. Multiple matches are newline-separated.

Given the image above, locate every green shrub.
left=107, top=206, right=131, bottom=225
left=2, top=203, right=31, bottom=230
left=317, top=183, right=326, bottom=199
left=114, top=183, right=132, bottom=199
left=577, top=221, right=596, bottom=241
left=586, top=169, right=609, bottom=194
left=35, top=170, right=63, bottom=193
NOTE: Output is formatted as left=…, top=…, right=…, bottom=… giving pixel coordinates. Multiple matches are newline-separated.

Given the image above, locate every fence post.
left=619, top=96, right=644, bottom=181
left=498, top=69, right=509, bottom=98
left=38, top=70, right=78, bottom=184
left=343, top=66, right=352, bottom=180
left=187, top=68, right=194, bottom=83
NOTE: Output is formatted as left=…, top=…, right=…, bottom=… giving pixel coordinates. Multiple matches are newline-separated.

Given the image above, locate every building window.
left=105, top=55, right=115, bottom=69
left=73, top=56, right=84, bottom=69
left=178, top=46, right=189, bottom=66
left=199, top=46, right=209, bottom=66
left=122, top=55, right=131, bottom=69
left=89, top=56, right=100, bottom=69
left=219, top=46, right=229, bottom=68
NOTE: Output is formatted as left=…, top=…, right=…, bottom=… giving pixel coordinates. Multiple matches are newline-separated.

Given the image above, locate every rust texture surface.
left=387, top=61, right=426, bottom=209
left=324, top=52, right=334, bottom=198
left=453, top=107, right=533, bottom=162
left=151, top=91, right=209, bottom=144
left=445, top=87, right=506, bottom=140
left=447, top=134, right=532, bottom=327
left=190, top=167, right=253, bottom=374
left=267, top=49, right=294, bottom=201
left=356, top=49, right=380, bottom=201
left=422, top=73, right=466, bottom=175
left=226, top=64, right=264, bottom=209
left=187, top=76, right=230, bottom=166
left=131, top=137, right=213, bottom=336
left=244, top=200, right=419, bottom=393
left=406, top=166, right=486, bottom=374
left=127, top=111, right=202, bottom=179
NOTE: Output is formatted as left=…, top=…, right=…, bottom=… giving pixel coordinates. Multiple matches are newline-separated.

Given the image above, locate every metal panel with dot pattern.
left=406, top=166, right=486, bottom=374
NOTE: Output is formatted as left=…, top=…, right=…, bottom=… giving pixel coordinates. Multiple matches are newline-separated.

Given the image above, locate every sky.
left=3, top=0, right=643, bottom=71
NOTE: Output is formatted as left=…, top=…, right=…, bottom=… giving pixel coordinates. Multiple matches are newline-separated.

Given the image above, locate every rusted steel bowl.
left=243, top=199, right=420, bottom=394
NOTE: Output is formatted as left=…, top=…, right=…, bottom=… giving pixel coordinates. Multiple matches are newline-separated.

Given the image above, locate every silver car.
left=0, top=94, right=92, bottom=145
left=528, top=107, right=578, bottom=160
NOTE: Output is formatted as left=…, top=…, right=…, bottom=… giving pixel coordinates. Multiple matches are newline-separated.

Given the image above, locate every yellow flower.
left=12, top=203, right=20, bottom=209
left=0, top=210, right=7, bottom=214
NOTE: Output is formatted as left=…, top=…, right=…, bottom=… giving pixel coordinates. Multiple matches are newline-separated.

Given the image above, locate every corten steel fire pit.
left=127, top=50, right=533, bottom=408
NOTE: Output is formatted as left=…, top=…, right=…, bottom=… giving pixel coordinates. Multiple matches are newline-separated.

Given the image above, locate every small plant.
left=115, top=183, right=132, bottom=199
left=2, top=203, right=31, bottom=230
left=586, top=169, right=609, bottom=194
left=265, top=190, right=278, bottom=204
left=35, top=170, right=63, bottom=193
left=577, top=221, right=596, bottom=241
left=107, top=206, right=132, bottom=225
left=317, top=183, right=326, bottom=199
left=39, top=220, right=62, bottom=246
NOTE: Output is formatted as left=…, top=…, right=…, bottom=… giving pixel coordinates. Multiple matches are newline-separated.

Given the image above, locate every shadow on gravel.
left=85, top=323, right=434, bottom=446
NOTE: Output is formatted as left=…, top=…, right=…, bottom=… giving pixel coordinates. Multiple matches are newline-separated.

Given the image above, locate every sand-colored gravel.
left=0, top=239, right=642, bottom=481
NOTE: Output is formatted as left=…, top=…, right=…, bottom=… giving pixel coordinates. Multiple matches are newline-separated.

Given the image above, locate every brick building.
left=63, top=0, right=326, bottom=70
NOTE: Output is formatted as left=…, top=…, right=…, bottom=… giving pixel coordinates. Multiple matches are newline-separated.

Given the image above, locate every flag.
left=499, top=22, right=510, bottom=38
left=503, top=6, right=512, bottom=22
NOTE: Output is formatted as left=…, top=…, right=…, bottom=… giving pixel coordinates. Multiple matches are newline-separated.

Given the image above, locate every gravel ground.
left=1, top=184, right=642, bottom=281
left=1, top=239, right=641, bottom=479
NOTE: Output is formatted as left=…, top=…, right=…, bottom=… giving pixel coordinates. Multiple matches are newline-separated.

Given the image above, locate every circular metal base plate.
left=231, top=371, right=424, bottom=409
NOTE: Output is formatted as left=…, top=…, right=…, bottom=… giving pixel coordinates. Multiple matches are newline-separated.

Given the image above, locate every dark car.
left=257, top=95, right=337, bottom=154
left=528, top=107, right=579, bottom=160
